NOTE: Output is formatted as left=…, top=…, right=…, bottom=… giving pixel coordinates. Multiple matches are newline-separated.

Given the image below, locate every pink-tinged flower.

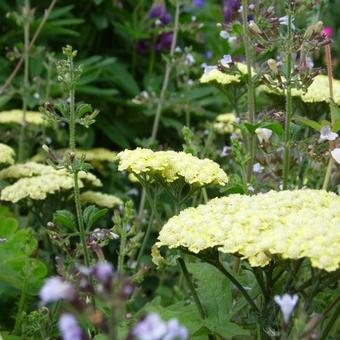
left=323, top=26, right=334, bottom=39
left=40, top=277, right=76, bottom=304
left=59, top=313, right=83, bottom=340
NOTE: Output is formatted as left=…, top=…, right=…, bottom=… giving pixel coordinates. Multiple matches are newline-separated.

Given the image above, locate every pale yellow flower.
left=157, top=190, right=340, bottom=272
left=214, top=113, right=240, bottom=135
left=0, top=110, right=47, bottom=126
left=0, top=143, right=15, bottom=165
left=116, top=148, right=228, bottom=187
left=80, top=191, right=123, bottom=208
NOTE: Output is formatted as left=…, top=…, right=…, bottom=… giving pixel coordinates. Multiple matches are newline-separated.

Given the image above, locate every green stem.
left=241, top=0, right=256, bottom=182
left=150, top=0, right=180, bottom=142
left=74, top=172, right=90, bottom=267
left=177, top=257, right=206, bottom=320
left=18, top=0, right=30, bottom=162
left=283, top=8, right=293, bottom=190
left=117, top=231, right=127, bottom=274
left=320, top=297, right=340, bottom=340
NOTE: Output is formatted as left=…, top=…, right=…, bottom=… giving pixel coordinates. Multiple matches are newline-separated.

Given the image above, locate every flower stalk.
left=241, top=0, right=256, bottom=182
left=283, top=7, right=293, bottom=190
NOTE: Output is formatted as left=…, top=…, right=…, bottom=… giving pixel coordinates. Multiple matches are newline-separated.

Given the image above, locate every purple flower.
left=205, top=50, right=213, bottom=59
left=220, top=54, right=233, bottom=66
left=149, top=2, right=171, bottom=25
left=93, top=262, right=113, bottom=285
left=192, top=0, right=205, bottom=8
left=132, top=313, right=167, bottom=340
left=164, top=319, right=189, bottom=340
left=39, top=277, right=76, bottom=304
left=224, top=0, right=240, bottom=23
left=156, top=32, right=173, bottom=51
left=136, top=40, right=151, bottom=54
left=59, top=313, right=83, bottom=340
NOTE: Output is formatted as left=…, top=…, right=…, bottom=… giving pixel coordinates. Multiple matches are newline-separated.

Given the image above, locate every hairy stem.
left=18, top=0, right=30, bottom=162
left=283, top=8, right=293, bottom=190
left=241, top=0, right=256, bottom=182
left=322, top=44, right=336, bottom=190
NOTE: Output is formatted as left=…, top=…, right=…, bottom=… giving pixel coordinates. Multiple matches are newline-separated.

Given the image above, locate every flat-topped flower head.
left=157, top=190, right=340, bottom=271
left=116, top=148, right=228, bottom=187
left=0, top=143, right=15, bottom=165
left=80, top=191, right=123, bottom=208
left=0, top=110, right=47, bottom=126
left=200, top=62, right=249, bottom=86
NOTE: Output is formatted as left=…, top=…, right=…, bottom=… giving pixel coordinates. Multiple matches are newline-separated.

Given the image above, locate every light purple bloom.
left=39, top=277, right=76, bottom=304
left=93, top=262, right=113, bottom=285
left=220, top=54, right=232, bottom=66
left=132, top=313, right=167, bottom=340
left=319, top=125, right=338, bottom=143
left=253, top=163, right=264, bottom=173
left=205, top=50, right=213, bottom=59
left=164, top=319, right=189, bottom=340
left=192, top=0, right=205, bottom=8
left=224, top=0, right=240, bottom=23
left=219, top=30, right=230, bottom=39
left=203, top=65, right=217, bottom=74
left=59, top=313, right=83, bottom=340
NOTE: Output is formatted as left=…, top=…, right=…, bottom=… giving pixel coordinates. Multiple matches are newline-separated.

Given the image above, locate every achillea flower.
left=0, top=162, right=101, bottom=187
left=200, top=63, right=249, bottom=86
left=0, top=110, right=47, bottom=126
left=0, top=143, right=15, bottom=165
left=116, top=148, right=228, bottom=187
left=214, top=113, right=239, bottom=134
left=157, top=190, right=340, bottom=271
left=80, top=191, right=122, bottom=208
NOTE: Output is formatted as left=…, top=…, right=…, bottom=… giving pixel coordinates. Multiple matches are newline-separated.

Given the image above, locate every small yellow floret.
left=214, top=113, right=240, bottom=134
left=80, top=191, right=123, bottom=208
left=0, top=143, right=15, bottom=165
left=116, top=148, right=228, bottom=187
left=157, top=190, right=340, bottom=272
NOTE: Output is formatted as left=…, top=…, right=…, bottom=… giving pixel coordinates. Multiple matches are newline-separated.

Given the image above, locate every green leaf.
left=76, top=103, right=93, bottom=118
left=53, top=210, right=76, bottom=231
left=83, top=205, right=108, bottom=230
left=293, top=116, right=322, bottom=131
left=242, top=122, right=261, bottom=134
left=261, top=121, right=284, bottom=136
left=333, top=119, right=340, bottom=132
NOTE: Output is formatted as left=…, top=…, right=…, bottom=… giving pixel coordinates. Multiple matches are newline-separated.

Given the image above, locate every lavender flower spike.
left=59, top=313, right=83, bottom=340
left=93, top=261, right=113, bottom=285
left=39, top=277, right=76, bottom=304
left=132, top=313, right=167, bottom=340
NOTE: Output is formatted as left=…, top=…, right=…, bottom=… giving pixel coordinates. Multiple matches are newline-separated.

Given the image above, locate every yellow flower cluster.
left=0, top=110, right=46, bottom=126
left=0, top=162, right=102, bottom=187
left=80, top=191, right=123, bottom=208
left=0, top=143, right=15, bottom=165
left=157, top=190, right=340, bottom=272
left=214, top=113, right=240, bottom=134
left=1, top=174, right=76, bottom=203
left=200, top=63, right=248, bottom=85
left=116, top=148, right=228, bottom=186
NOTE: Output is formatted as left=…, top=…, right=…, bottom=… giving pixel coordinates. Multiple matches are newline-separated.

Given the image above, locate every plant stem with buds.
left=283, top=9, right=293, bottom=190
left=241, top=0, right=256, bottom=182
left=18, top=0, right=30, bottom=162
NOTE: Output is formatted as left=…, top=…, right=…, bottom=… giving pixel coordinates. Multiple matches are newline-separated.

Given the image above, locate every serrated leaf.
left=83, top=205, right=108, bottom=230
left=53, top=210, right=76, bottom=231
left=76, top=103, right=93, bottom=118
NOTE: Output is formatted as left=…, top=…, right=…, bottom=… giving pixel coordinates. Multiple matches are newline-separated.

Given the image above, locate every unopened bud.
left=42, top=144, right=50, bottom=153
left=304, top=21, right=324, bottom=40
left=249, top=21, right=262, bottom=34
left=47, top=221, right=54, bottom=228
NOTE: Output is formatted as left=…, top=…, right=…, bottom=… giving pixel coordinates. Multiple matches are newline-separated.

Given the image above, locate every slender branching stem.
left=283, top=8, right=293, bottom=190
left=241, top=0, right=256, bottom=182
left=18, top=0, right=30, bottom=162
left=0, top=0, right=58, bottom=95
left=322, top=44, right=336, bottom=190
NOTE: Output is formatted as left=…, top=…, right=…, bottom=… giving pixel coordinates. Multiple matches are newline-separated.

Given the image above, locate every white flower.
left=40, top=277, right=76, bottom=304
left=249, top=3, right=255, bottom=10
left=219, top=30, right=230, bottom=39
left=221, top=146, right=232, bottom=157
left=155, top=18, right=162, bottom=26
left=185, top=53, right=195, bottom=65
left=238, top=5, right=243, bottom=13
left=255, top=128, right=273, bottom=143
left=253, top=163, right=264, bottom=173
left=59, top=313, right=83, bottom=340
left=279, top=15, right=296, bottom=29
left=164, top=319, right=189, bottom=340
left=331, top=148, right=340, bottom=164
left=274, top=294, right=299, bottom=324
left=319, top=125, right=338, bottom=143
left=132, top=313, right=167, bottom=340
left=174, top=46, right=182, bottom=53
left=220, top=54, right=232, bottom=67
left=203, top=65, right=217, bottom=74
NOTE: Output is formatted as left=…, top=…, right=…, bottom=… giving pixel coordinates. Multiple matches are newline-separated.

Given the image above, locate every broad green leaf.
left=293, top=116, right=322, bottom=131
left=83, top=205, right=108, bottom=230
left=53, top=210, right=76, bottom=231
left=261, top=121, right=284, bottom=136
